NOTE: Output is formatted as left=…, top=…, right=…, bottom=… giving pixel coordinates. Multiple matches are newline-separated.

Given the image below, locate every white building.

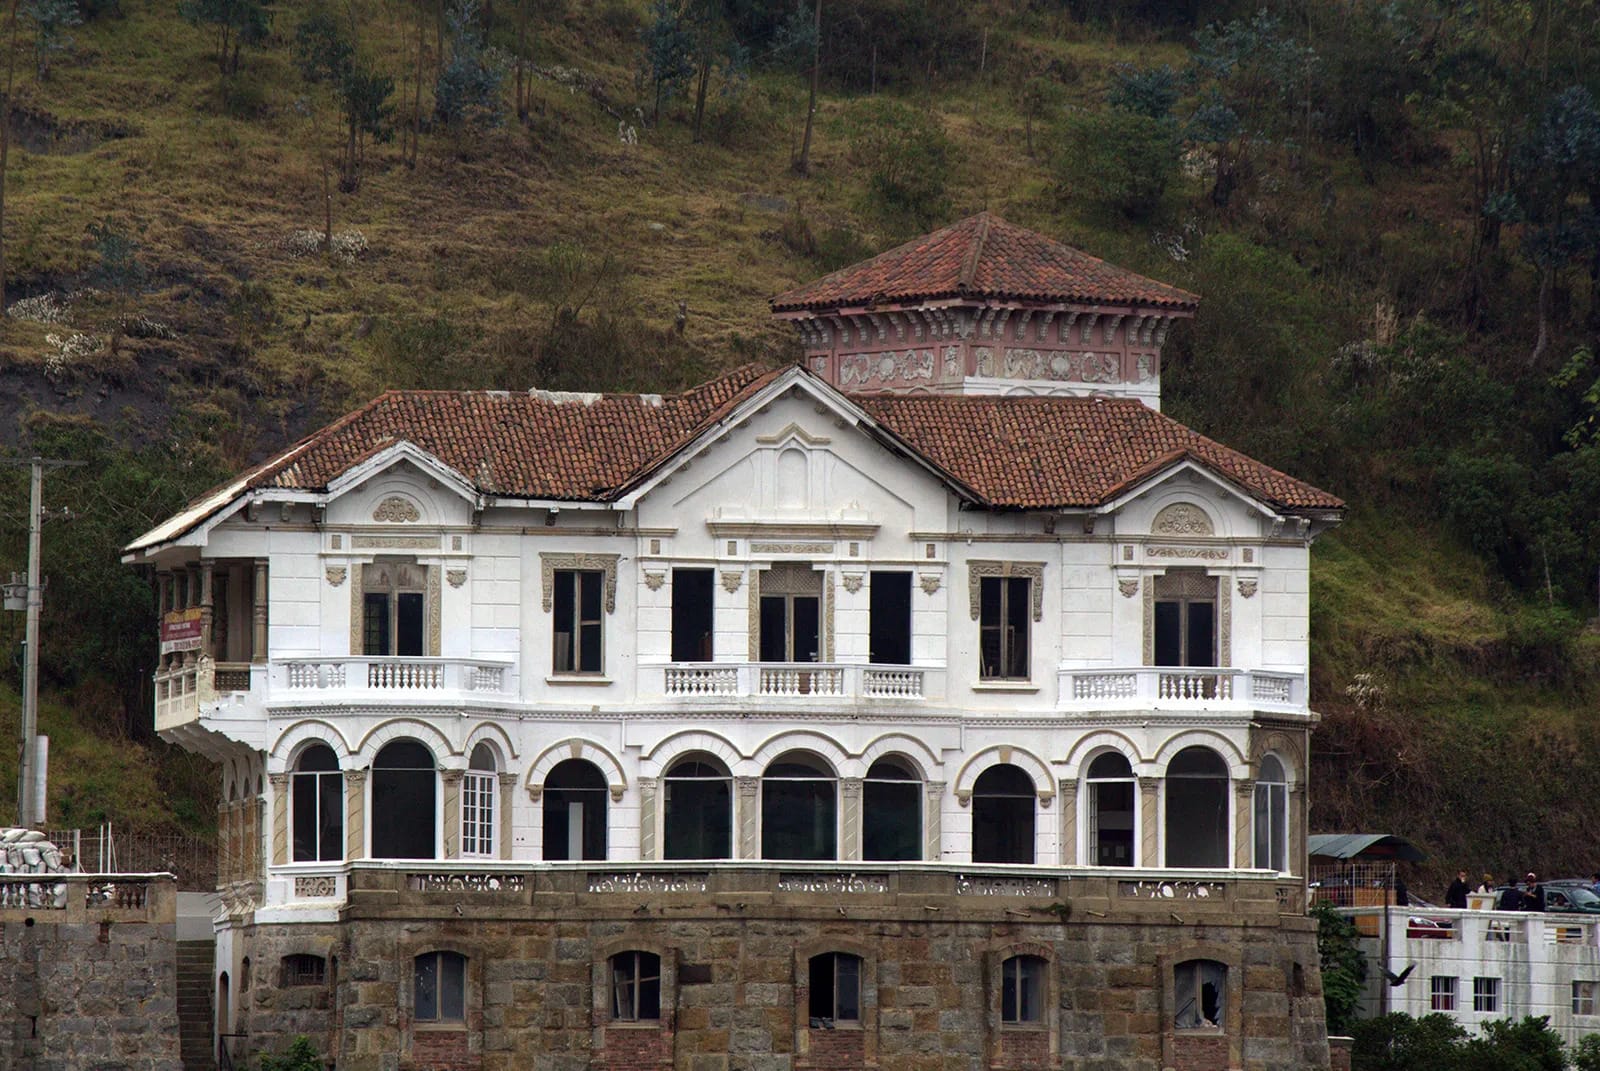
left=125, top=214, right=1344, bottom=1069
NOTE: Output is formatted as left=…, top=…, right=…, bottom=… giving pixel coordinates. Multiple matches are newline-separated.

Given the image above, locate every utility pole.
left=3, top=456, right=82, bottom=828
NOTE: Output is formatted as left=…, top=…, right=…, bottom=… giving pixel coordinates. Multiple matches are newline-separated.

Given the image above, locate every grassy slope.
left=0, top=2, right=1591, bottom=890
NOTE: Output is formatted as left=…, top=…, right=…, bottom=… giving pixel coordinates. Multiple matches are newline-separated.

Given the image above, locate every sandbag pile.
left=0, top=827, right=69, bottom=908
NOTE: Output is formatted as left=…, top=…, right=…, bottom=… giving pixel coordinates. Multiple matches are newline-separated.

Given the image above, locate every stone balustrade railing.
left=1058, top=667, right=1304, bottom=712
left=0, top=873, right=175, bottom=923
left=651, top=663, right=941, bottom=703
left=272, top=657, right=514, bottom=698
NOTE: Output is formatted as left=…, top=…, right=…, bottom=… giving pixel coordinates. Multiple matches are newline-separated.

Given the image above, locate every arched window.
left=1085, top=752, right=1136, bottom=867
left=609, top=951, right=661, bottom=1021
left=762, top=752, right=837, bottom=860
left=462, top=743, right=497, bottom=858
left=1165, top=747, right=1228, bottom=868
left=1000, top=955, right=1046, bottom=1025
left=663, top=755, right=732, bottom=860
left=863, top=758, right=921, bottom=861
left=808, top=952, right=861, bottom=1023
left=543, top=759, right=608, bottom=861
left=372, top=740, right=437, bottom=859
left=414, top=951, right=466, bottom=1024
left=292, top=744, right=343, bottom=862
left=1175, top=959, right=1226, bottom=1029
left=972, top=764, right=1034, bottom=864
left=1252, top=755, right=1288, bottom=873
left=281, top=953, right=327, bottom=987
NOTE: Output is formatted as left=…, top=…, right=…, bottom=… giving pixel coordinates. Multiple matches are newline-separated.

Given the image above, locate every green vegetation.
left=0, top=0, right=1593, bottom=878
left=1313, top=900, right=1366, bottom=1037
left=1350, top=1014, right=1567, bottom=1071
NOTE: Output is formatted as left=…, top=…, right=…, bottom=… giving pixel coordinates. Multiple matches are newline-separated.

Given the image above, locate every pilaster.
left=924, top=780, right=945, bottom=861
left=441, top=770, right=464, bottom=858
left=1057, top=779, right=1078, bottom=867
left=637, top=777, right=658, bottom=861
left=345, top=768, right=368, bottom=860
left=498, top=773, right=518, bottom=861
left=1235, top=781, right=1254, bottom=869
left=268, top=773, right=289, bottom=866
left=1138, top=776, right=1160, bottom=868
left=251, top=559, right=268, bottom=664
left=839, top=778, right=863, bottom=861
left=736, top=776, right=760, bottom=859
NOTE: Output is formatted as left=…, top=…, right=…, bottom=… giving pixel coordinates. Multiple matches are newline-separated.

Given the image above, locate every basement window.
left=282, top=954, right=327, bottom=987
left=808, top=953, right=861, bottom=1024
left=1000, top=955, right=1046, bottom=1025
left=415, top=951, right=466, bottom=1024
left=1175, top=960, right=1226, bottom=1030
left=610, top=951, right=661, bottom=1022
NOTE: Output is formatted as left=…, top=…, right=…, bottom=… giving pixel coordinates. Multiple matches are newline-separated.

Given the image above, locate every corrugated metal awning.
left=1308, top=833, right=1426, bottom=862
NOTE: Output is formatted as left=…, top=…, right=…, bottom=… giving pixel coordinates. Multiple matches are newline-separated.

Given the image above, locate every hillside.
left=1, top=0, right=1598, bottom=892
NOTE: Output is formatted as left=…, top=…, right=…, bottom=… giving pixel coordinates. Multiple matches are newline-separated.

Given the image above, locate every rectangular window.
left=869, top=571, right=912, bottom=665
left=363, top=592, right=391, bottom=656
left=1174, top=959, right=1226, bottom=1030
left=461, top=771, right=496, bottom=857
left=1473, top=977, right=1499, bottom=1013
left=553, top=570, right=604, bottom=674
left=1575, top=981, right=1596, bottom=1016
left=671, top=568, right=715, bottom=662
left=979, top=577, right=1031, bottom=679
left=1431, top=976, right=1457, bottom=1012
left=611, top=951, right=662, bottom=1021
left=1001, top=955, right=1046, bottom=1025
left=415, top=951, right=466, bottom=1023
left=808, top=953, right=862, bottom=1023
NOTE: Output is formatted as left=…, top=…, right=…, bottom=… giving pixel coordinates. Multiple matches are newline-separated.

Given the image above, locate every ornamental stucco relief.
left=836, top=349, right=936, bottom=389
left=371, top=496, right=421, bottom=523
left=1151, top=503, right=1214, bottom=536
left=538, top=553, right=619, bottom=614
left=973, top=347, right=1123, bottom=383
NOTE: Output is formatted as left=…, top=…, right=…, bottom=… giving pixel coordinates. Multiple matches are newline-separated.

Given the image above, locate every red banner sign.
left=160, top=607, right=203, bottom=654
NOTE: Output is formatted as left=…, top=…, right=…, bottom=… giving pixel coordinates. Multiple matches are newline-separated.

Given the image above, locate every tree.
left=21, top=0, right=78, bottom=79
left=176, top=0, right=270, bottom=77
left=640, top=0, right=695, bottom=125
left=1311, top=900, right=1366, bottom=1037
left=0, top=0, right=22, bottom=317
left=434, top=0, right=503, bottom=130
left=294, top=9, right=394, bottom=192
left=793, top=0, right=819, bottom=174
left=1054, top=107, right=1179, bottom=221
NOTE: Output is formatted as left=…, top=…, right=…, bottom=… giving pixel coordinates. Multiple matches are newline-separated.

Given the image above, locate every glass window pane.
left=396, top=592, right=425, bottom=657
left=1186, top=601, right=1215, bottom=667
left=364, top=593, right=390, bottom=656
left=292, top=774, right=317, bottom=862
left=579, top=571, right=603, bottom=618
left=579, top=621, right=603, bottom=672
left=1001, top=960, right=1018, bottom=1023
left=1005, top=578, right=1030, bottom=678
left=441, top=954, right=465, bottom=1021
left=1253, top=784, right=1271, bottom=869
left=318, top=771, right=343, bottom=861
left=553, top=571, right=575, bottom=671
left=1153, top=601, right=1181, bottom=666
left=611, top=958, right=634, bottom=1019
left=837, top=956, right=860, bottom=1021
left=415, top=954, right=438, bottom=1021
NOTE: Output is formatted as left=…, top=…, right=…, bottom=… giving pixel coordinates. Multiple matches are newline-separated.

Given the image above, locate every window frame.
left=1431, top=975, right=1458, bottom=1012
left=1574, top=980, right=1596, bottom=1016
left=978, top=575, right=1032, bottom=680
left=291, top=745, right=344, bottom=863
left=1472, top=976, right=1499, bottom=1014
left=807, top=952, right=863, bottom=1025
left=1252, top=754, right=1289, bottom=874
left=1173, top=959, right=1227, bottom=1031
left=552, top=568, right=606, bottom=675
left=1085, top=751, right=1137, bottom=868
left=1000, top=954, right=1047, bottom=1027
left=609, top=951, right=662, bottom=1023
left=281, top=953, right=327, bottom=988
left=413, top=950, right=467, bottom=1026
left=358, top=560, right=431, bottom=658
left=460, top=744, right=497, bottom=859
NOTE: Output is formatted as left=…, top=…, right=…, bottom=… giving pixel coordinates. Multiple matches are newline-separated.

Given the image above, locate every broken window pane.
left=611, top=951, right=661, bottom=1021
left=1166, top=747, right=1228, bottom=868
left=663, top=756, right=731, bottom=860
left=1175, top=959, right=1226, bottom=1029
left=372, top=740, right=437, bottom=860
left=979, top=577, right=1031, bottom=679
left=553, top=570, right=604, bottom=673
left=543, top=759, right=607, bottom=861
left=972, top=764, right=1035, bottom=864
left=864, top=758, right=921, bottom=861
left=762, top=753, right=837, bottom=860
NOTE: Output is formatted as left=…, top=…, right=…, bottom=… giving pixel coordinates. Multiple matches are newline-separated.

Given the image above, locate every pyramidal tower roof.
left=769, top=212, right=1199, bottom=314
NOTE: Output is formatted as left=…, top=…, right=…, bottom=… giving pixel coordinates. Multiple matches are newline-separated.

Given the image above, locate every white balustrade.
left=862, top=667, right=925, bottom=699
left=275, top=657, right=513, bottom=698
left=1059, top=667, right=1304, bottom=711
left=655, top=663, right=929, bottom=702
left=664, top=666, right=740, bottom=696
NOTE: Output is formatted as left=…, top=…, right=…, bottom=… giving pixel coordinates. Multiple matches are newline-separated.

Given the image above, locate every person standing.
left=1525, top=873, right=1546, bottom=912
left=1446, top=870, right=1470, bottom=909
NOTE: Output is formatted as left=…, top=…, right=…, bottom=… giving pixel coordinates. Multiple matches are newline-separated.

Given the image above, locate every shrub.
left=1052, top=108, right=1179, bottom=220
left=845, top=99, right=952, bottom=230
left=1312, top=900, right=1366, bottom=1036
left=259, top=1036, right=324, bottom=1071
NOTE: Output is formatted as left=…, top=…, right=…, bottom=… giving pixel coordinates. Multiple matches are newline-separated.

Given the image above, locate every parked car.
left=1540, top=882, right=1600, bottom=915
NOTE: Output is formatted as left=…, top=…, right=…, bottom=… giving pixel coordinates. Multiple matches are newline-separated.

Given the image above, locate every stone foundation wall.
left=232, top=873, right=1331, bottom=1071
left=0, top=878, right=182, bottom=1071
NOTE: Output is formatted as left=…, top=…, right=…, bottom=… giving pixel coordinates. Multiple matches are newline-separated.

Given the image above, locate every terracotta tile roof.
left=174, top=365, right=1335, bottom=531
left=242, top=364, right=782, bottom=500
left=852, top=393, right=1342, bottom=511
left=770, top=213, right=1200, bottom=313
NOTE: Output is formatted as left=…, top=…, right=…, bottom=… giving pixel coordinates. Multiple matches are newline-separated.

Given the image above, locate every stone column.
left=1235, top=781, right=1254, bottom=869
left=345, top=768, right=368, bottom=860
left=199, top=561, right=215, bottom=656
left=839, top=777, right=863, bottom=860
left=253, top=795, right=267, bottom=881
left=218, top=801, right=234, bottom=884
left=1057, top=779, right=1078, bottom=867
left=441, top=770, right=464, bottom=859
left=251, top=559, right=268, bottom=664
left=637, top=777, right=658, bottom=861
left=268, top=773, right=290, bottom=866
left=1290, top=784, right=1307, bottom=878
left=736, top=776, right=760, bottom=859
left=1138, top=777, right=1160, bottom=868
left=924, top=780, right=945, bottom=861
left=498, top=773, right=518, bottom=860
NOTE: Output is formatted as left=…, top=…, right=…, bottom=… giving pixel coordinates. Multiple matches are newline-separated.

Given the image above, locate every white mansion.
left=126, top=214, right=1343, bottom=1071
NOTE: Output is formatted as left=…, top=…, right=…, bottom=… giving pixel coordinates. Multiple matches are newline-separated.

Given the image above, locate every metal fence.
left=1309, top=860, right=1400, bottom=908
left=44, top=824, right=219, bottom=891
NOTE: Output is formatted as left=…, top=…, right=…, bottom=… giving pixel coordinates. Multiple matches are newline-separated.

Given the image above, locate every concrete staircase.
left=176, top=940, right=215, bottom=1071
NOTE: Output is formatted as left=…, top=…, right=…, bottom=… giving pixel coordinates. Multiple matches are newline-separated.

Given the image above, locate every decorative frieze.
left=406, top=872, right=526, bottom=893
left=1117, top=879, right=1226, bottom=900
left=954, top=875, right=1058, bottom=897
left=776, top=873, right=889, bottom=895
left=836, top=350, right=937, bottom=389
left=372, top=497, right=421, bottom=523
left=967, top=561, right=1045, bottom=621
left=1146, top=546, right=1228, bottom=560
left=539, top=553, right=619, bottom=613
left=587, top=871, right=708, bottom=894
left=352, top=535, right=438, bottom=550
left=972, top=347, right=1123, bottom=384
left=293, top=875, right=337, bottom=899
left=750, top=542, right=833, bottom=554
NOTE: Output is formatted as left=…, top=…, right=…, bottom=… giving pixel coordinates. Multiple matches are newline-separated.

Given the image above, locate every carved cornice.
left=539, top=553, right=620, bottom=614
left=966, top=561, right=1045, bottom=621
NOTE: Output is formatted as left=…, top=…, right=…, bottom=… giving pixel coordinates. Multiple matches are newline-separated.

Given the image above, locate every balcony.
left=1057, top=667, right=1305, bottom=714
left=154, top=660, right=256, bottom=734
left=644, top=662, right=942, bottom=705
left=268, top=656, right=514, bottom=705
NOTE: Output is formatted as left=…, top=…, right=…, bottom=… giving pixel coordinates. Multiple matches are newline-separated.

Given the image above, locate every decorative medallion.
left=1237, top=578, right=1258, bottom=599
left=1117, top=578, right=1139, bottom=598
left=1152, top=503, right=1214, bottom=536
left=919, top=574, right=942, bottom=596
left=371, top=496, right=421, bottom=523
left=720, top=571, right=743, bottom=594
left=325, top=566, right=347, bottom=588
left=841, top=573, right=864, bottom=594
left=446, top=569, right=467, bottom=589
left=643, top=572, right=666, bottom=591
